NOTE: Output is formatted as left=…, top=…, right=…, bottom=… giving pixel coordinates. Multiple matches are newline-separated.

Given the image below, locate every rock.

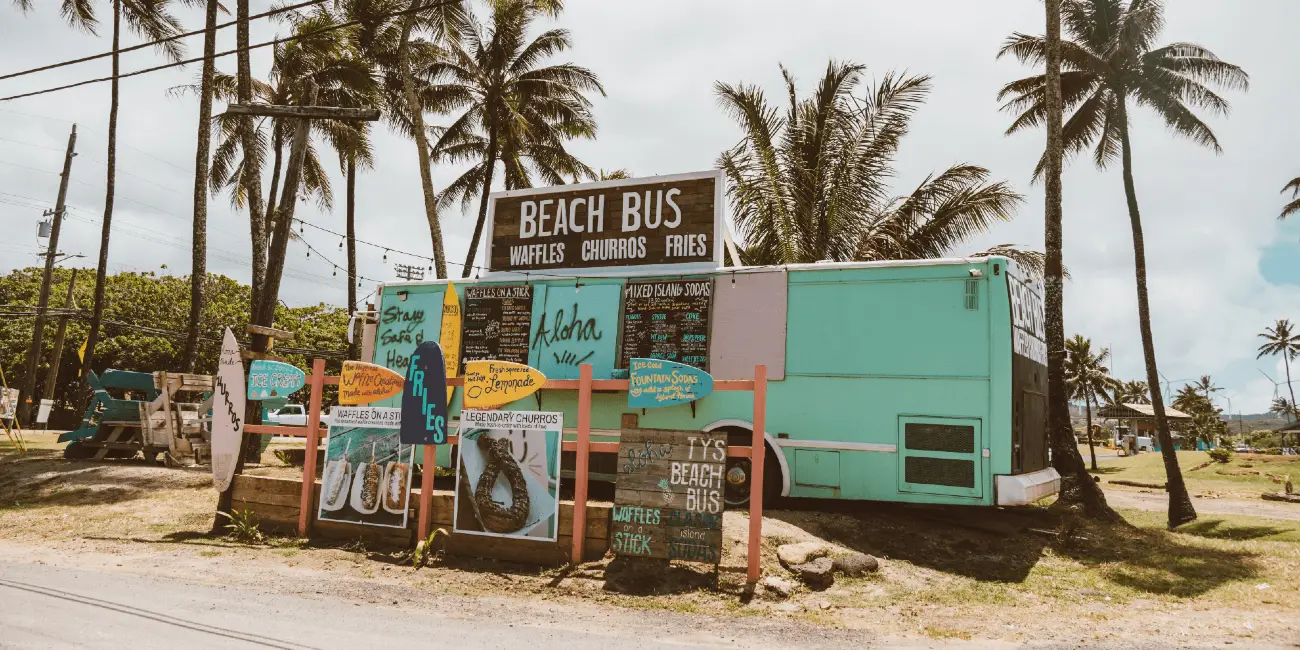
left=831, top=553, right=879, bottom=576
left=760, top=575, right=797, bottom=599
left=818, top=601, right=833, bottom=611
left=774, top=603, right=802, bottom=613
left=792, top=556, right=835, bottom=591
left=778, top=542, right=828, bottom=569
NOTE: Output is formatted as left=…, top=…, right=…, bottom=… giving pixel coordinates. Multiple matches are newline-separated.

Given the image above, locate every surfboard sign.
left=246, top=360, right=306, bottom=400
left=462, top=360, right=546, bottom=409
left=627, top=358, right=714, bottom=408
left=399, top=341, right=449, bottom=445
left=212, top=328, right=246, bottom=491
left=441, top=283, right=461, bottom=407
left=339, top=360, right=406, bottom=405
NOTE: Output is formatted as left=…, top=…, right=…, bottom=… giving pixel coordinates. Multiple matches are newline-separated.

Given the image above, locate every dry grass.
left=1092, top=449, right=1300, bottom=498
left=2, top=440, right=1298, bottom=645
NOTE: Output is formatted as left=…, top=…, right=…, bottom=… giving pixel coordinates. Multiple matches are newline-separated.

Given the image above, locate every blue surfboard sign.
left=400, top=341, right=449, bottom=445
left=246, top=360, right=306, bottom=400
left=628, top=358, right=714, bottom=408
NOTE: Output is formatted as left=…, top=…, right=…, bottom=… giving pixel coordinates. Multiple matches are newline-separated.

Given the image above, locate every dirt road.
left=1103, top=487, right=1300, bottom=521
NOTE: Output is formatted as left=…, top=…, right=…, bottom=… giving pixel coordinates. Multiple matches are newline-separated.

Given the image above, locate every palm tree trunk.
left=346, top=152, right=359, bottom=361
left=255, top=84, right=317, bottom=330
left=183, top=0, right=219, bottom=373
left=1085, top=388, right=1097, bottom=471
left=397, top=0, right=447, bottom=279
left=1042, top=0, right=1116, bottom=520
left=81, top=0, right=122, bottom=383
left=462, top=129, right=498, bottom=277
left=1116, top=99, right=1196, bottom=528
left=263, top=133, right=284, bottom=255
left=1285, top=354, right=1296, bottom=413
left=237, top=0, right=267, bottom=324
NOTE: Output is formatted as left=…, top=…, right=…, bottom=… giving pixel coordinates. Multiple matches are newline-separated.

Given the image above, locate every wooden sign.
left=212, top=328, right=246, bottom=492
left=339, top=361, right=405, bottom=405
left=462, top=284, right=534, bottom=367
left=246, top=360, right=305, bottom=400
left=441, top=284, right=461, bottom=406
left=612, top=429, right=726, bottom=564
left=486, top=170, right=722, bottom=273
left=628, top=358, right=713, bottom=408
left=399, top=341, right=448, bottom=445
left=463, top=360, right=546, bottom=409
left=617, top=279, right=711, bottom=375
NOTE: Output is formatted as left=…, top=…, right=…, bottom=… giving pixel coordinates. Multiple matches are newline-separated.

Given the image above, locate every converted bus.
left=365, top=256, right=1059, bottom=509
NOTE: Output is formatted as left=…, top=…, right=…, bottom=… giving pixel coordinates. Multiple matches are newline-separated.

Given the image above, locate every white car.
left=267, top=404, right=330, bottom=427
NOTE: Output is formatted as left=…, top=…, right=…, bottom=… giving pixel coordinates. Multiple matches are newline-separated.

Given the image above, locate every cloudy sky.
left=1, top=0, right=1297, bottom=414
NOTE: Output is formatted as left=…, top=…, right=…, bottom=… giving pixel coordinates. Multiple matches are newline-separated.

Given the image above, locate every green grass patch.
left=1092, top=451, right=1300, bottom=497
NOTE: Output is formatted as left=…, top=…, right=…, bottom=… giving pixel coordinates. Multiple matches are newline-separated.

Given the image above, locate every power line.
left=0, top=0, right=461, bottom=103
left=0, top=0, right=330, bottom=82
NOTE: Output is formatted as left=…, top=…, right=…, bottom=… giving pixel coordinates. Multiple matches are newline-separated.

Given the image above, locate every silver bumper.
left=995, top=468, right=1061, bottom=506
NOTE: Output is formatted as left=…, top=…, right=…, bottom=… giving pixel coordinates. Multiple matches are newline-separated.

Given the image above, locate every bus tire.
left=721, top=429, right=782, bottom=509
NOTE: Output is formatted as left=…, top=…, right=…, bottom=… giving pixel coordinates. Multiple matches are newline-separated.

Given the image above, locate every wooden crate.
left=229, top=475, right=610, bottom=564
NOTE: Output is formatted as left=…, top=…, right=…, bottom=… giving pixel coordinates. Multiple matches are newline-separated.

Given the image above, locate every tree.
left=998, top=0, right=1248, bottom=528
left=396, top=0, right=452, bottom=278
left=11, top=1, right=188, bottom=387
left=1257, top=319, right=1299, bottom=412
left=1108, top=380, right=1152, bottom=405
left=1281, top=177, right=1300, bottom=220
left=429, top=0, right=602, bottom=277
left=717, top=61, right=1024, bottom=266
left=1172, top=384, right=1227, bottom=447
left=182, top=0, right=222, bottom=373
left=1191, top=374, right=1221, bottom=402
left=1065, top=335, right=1114, bottom=470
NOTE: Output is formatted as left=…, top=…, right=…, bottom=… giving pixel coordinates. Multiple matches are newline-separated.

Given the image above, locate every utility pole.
left=41, top=269, right=79, bottom=407
left=394, top=264, right=424, bottom=282
left=20, top=124, right=76, bottom=426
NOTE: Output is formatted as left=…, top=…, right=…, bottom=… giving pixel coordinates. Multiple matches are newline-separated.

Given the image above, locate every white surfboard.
left=212, top=327, right=246, bottom=492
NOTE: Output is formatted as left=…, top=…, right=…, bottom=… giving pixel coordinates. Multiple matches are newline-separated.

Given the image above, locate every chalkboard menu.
left=619, top=279, right=711, bottom=374
left=461, top=285, right=534, bottom=368
left=612, top=429, right=725, bottom=564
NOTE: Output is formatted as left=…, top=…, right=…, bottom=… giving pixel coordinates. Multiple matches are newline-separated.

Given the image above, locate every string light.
left=382, top=249, right=388, bottom=262
left=338, top=237, right=344, bottom=249
left=332, top=266, right=337, bottom=277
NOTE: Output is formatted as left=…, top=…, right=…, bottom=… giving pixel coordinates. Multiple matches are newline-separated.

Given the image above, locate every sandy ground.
left=1104, top=487, right=1300, bottom=521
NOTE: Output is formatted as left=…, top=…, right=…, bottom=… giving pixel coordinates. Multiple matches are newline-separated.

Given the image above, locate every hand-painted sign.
left=612, top=429, right=726, bottom=563
left=618, top=279, right=712, bottom=375
left=399, top=341, right=448, bottom=445
left=441, top=283, right=461, bottom=407
left=246, top=360, right=306, bottom=400
left=487, top=170, right=722, bottom=273
left=212, top=328, right=246, bottom=492
left=531, top=284, right=619, bottom=380
left=628, top=358, right=714, bottom=408
left=339, top=360, right=405, bottom=405
left=462, top=284, right=534, bottom=367
left=463, top=360, right=546, bottom=409
left=1008, top=270, right=1047, bottom=366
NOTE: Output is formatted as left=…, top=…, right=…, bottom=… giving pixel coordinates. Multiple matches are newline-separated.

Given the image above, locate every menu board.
left=462, top=285, right=534, bottom=367
left=618, top=279, right=711, bottom=374
left=612, top=429, right=725, bottom=564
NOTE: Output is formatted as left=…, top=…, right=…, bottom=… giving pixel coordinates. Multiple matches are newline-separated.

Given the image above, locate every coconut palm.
left=182, top=0, right=222, bottom=373
left=998, top=0, right=1248, bottom=527
left=1281, top=178, right=1300, bottom=220
left=717, top=61, right=1024, bottom=267
left=428, top=0, right=603, bottom=277
left=1258, top=319, right=1299, bottom=412
left=1191, top=374, right=1221, bottom=401
left=1107, top=380, right=1151, bottom=405
left=1065, top=335, right=1114, bottom=470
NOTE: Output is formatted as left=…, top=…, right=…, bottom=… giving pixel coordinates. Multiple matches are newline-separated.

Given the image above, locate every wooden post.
left=417, top=443, right=435, bottom=541
left=297, top=359, right=325, bottom=537
left=571, top=363, right=593, bottom=565
left=747, top=364, right=768, bottom=584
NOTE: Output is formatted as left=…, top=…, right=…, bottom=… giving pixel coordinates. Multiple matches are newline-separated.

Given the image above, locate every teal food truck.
left=362, top=171, right=1059, bottom=509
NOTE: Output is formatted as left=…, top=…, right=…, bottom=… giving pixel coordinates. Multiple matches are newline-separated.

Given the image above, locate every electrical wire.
left=0, top=0, right=462, bottom=103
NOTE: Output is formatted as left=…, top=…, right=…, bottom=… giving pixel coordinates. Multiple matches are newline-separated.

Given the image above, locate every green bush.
left=1206, top=447, right=1233, bottom=464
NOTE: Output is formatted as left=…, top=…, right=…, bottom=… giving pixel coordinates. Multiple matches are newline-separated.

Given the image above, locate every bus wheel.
left=723, top=446, right=781, bottom=509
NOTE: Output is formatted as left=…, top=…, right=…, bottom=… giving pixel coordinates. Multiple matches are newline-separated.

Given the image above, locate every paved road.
left=0, top=561, right=739, bottom=649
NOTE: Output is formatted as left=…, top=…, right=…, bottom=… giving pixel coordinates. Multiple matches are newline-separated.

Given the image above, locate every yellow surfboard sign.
left=441, top=283, right=461, bottom=406
left=463, top=360, right=546, bottom=409
left=338, top=361, right=405, bottom=405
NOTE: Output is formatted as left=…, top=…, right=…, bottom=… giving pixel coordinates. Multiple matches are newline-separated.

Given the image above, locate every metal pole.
left=19, top=124, right=76, bottom=425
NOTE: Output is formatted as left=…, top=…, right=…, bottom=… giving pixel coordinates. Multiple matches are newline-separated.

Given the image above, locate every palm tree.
left=428, top=0, right=603, bottom=277
left=182, top=0, right=222, bottom=373
left=1191, top=374, right=1221, bottom=402
left=1065, top=335, right=1114, bottom=470
left=1258, top=319, right=1299, bottom=411
left=717, top=62, right=1024, bottom=267
left=998, top=0, right=1248, bottom=528
left=1108, top=380, right=1152, bottom=405
left=1281, top=178, right=1300, bottom=220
